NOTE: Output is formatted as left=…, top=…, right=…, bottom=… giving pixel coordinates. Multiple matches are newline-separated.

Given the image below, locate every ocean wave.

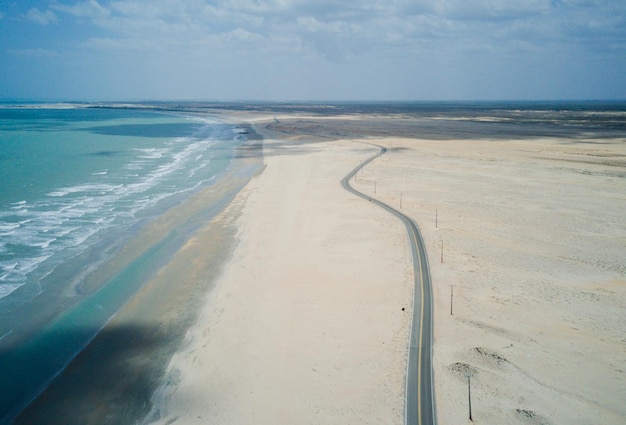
left=0, top=283, right=21, bottom=299
left=133, top=147, right=170, bottom=159
left=0, top=253, right=52, bottom=282
left=47, top=183, right=124, bottom=198
left=0, top=222, right=20, bottom=233
left=0, top=125, right=233, bottom=301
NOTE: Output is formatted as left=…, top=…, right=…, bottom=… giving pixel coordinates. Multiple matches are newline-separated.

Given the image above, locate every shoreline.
left=12, top=115, right=265, bottom=425
left=11, top=103, right=626, bottom=424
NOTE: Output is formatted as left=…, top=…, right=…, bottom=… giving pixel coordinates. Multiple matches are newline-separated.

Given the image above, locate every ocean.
left=0, top=106, right=247, bottom=422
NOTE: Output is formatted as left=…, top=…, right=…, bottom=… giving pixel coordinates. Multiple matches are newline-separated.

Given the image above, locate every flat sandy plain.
left=141, top=106, right=625, bottom=425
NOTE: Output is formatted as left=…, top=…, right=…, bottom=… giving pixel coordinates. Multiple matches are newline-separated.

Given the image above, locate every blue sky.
left=1, top=0, right=625, bottom=101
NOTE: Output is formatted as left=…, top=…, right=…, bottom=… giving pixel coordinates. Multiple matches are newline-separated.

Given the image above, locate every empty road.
left=341, top=144, right=436, bottom=425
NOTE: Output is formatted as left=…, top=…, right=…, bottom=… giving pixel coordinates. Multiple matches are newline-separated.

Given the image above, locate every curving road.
left=340, top=144, right=437, bottom=425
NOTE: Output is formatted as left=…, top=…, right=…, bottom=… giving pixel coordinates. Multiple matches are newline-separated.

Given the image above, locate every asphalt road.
left=340, top=144, right=437, bottom=425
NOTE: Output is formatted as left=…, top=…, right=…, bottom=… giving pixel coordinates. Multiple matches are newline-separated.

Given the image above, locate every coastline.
left=12, top=114, right=264, bottom=425
left=11, top=103, right=626, bottom=425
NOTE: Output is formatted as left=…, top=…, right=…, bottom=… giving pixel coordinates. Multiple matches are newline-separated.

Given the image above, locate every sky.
left=0, top=0, right=625, bottom=101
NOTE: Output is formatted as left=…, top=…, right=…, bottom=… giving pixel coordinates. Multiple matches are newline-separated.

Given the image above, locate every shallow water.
left=0, top=106, right=246, bottom=422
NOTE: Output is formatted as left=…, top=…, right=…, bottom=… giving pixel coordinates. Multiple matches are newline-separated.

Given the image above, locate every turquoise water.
left=0, top=106, right=245, bottom=422
left=0, top=107, right=240, bottom=301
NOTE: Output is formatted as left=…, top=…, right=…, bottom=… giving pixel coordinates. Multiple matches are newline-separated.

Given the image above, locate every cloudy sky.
left=1, top=0, right=625, bottom=101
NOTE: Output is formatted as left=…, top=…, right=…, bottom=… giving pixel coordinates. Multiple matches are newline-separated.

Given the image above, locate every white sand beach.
left=144, top=119, right=413, bottom=424
left=144, top=112, right=626, bottom=425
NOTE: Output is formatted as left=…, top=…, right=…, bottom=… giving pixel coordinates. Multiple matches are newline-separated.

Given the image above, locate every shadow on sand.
left=6, top=322, right=181, bottom=425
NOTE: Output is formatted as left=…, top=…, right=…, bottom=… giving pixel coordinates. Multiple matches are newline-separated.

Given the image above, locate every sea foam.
left=0, top=112, right=239, bottom=302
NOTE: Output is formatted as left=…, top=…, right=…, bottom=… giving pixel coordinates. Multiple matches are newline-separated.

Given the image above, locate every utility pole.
left=436, top=209, right=438, bottom=228
left=440, top=240, right=444, bottom=264
left=450, top=285, right=455, bottom=315
left=374, top=180, right=377, bottom=193
left=468, top=374, right=474, bottom=422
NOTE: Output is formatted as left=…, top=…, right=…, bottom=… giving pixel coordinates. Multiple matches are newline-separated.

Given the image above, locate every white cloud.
left=1, top=0, right=622, bottom=100
left=431, top=0, right=551, bottom=21
left=52, top=0, right=110, bottom=19
left=46, top=0, right=626, bottom=64
left=24, top=8, right=58, bottom=25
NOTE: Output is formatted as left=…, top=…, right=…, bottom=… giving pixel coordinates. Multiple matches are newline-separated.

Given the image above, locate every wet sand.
left=14, top=125, right=263, bottom=425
